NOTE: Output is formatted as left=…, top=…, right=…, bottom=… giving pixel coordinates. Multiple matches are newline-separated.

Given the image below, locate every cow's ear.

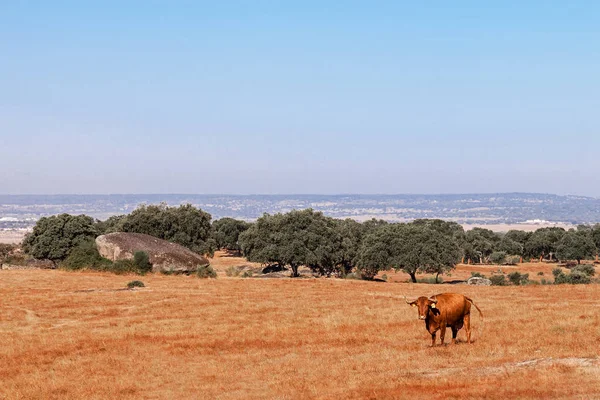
left=430, top=303, right=436, bottom=309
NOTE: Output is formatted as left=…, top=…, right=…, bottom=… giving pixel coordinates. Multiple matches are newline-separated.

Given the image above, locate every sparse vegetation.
left=196, top=264, right=217, bottom=279
left=127, top=280, right=145, bottom=289
left=507, top=271, right=529, bottom=286
left=490, top=274, right=508, bottom=286
left=133, top=251, right=152, bottom=274
left=553, top=266, right=593, bottom=284
left=225, top=266, right=243, bottom=277
left=241, top=270, right=253, bottom=278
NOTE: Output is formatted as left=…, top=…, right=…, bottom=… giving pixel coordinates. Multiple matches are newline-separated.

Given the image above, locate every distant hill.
left=1, top=193, right=599, bottom=229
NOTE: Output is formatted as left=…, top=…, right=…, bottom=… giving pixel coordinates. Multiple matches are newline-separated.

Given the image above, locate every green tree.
left=357, top=223, right=461, bottom=282
left=524, top=227, right=566, bottom=260
left=0, top=243, right=16, bottom=261
left=95, top=214, right=127, bottom=234
left=504, top=229, right=531, bottom=246
left=211, top=217, right=251, bottom=253
left=464, top=228, right=500, bottom=263
left=121, top=203, right=215, bottom=256
left=239, top=209, right=340, bottom=277
left=489, top=251, right=507, bottom=265
left=556, top=230, right=596, bottom=264
left=590, top=225, right=600, bottom=257
left=23, top=214, right=98, bottom=264
left=333, top=218, right=366, bottom=276
left=497, top=236, right=523, bottom=256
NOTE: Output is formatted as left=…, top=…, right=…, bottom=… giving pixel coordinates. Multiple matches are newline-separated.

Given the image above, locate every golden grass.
left=2, top=266, right=600, bottom=399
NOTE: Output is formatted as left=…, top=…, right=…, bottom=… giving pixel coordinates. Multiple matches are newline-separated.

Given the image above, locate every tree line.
left=19, top=203, right=600, bottom=280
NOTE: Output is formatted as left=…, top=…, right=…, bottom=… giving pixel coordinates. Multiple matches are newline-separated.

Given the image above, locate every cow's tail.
left=465, top=296, right=484, bottom=342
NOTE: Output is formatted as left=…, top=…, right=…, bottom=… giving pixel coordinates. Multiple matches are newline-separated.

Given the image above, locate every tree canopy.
left=212, top=217, right=251, bottom=253
left=22, top=214, right=98, bottom=263
left=121, top=203, right=215, bottom=255
left=357, top=223, right=462, bottom=282
left=556, top=230, right=596, bottom=264
left=524, top=227, right=566, bottom=260
left=239, top=209, right=341, bottom=277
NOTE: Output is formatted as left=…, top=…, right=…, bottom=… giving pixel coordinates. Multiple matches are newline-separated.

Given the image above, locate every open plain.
left=2, top=256, right=600, bottom=400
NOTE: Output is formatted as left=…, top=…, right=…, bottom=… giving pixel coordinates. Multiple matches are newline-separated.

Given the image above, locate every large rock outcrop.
left=96, top=232, right=209, bottom=273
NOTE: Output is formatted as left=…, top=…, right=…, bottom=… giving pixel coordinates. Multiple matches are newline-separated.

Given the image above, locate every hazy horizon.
left=2, top=2, right=599, bottom=196
left=0, top=191, right=598, bottom=199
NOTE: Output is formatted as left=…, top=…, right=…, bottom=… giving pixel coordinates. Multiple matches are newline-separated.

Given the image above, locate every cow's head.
left=405, top=295, right=438, bottom=320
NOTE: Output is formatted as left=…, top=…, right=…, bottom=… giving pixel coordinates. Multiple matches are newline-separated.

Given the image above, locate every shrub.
left=133, top=251, right=152, bottom=274
left=197, top=265, right=217, bottom=279
left=127, top=280, right=145, bottom=289
left=489, top=251, right=507, bottom=265
left=241, top=271, right=254, bottom=278
left=505, top=255, right=521, bottom=265
left=567, top=270, right=591, bottom=284
left=470, top=272, right=487, bottom=278
left=226, top=266, right=242, bottom=277
left=61, top=240, right=112, bottom=271
left=553, top=267, right=591, bottom=284
left=537, top=271, right=544, bottom=276
left=490, top=274, right=507, bottom=286
left=508, top=271, right=529, bottom=286
left=110, top=259, right=139, bottom=275
left=572, top=264, right=595, bottom=277
left=381, top=274, right=388, bottom=281
left=0, top=243, right=16, bottom=261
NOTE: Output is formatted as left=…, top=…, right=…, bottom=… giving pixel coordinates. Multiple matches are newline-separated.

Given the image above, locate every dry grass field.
left=2, top=257, right=600, bottom=399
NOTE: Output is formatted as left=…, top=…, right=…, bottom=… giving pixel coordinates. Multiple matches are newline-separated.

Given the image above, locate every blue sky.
left=1, top=1, right=599, bottom=195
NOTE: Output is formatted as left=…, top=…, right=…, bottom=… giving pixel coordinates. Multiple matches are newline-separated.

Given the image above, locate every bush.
left=127, top=280, right=145, bottom=289
left=508, top=271, right=529, bottom=286
left=553, top=267, right=592, bottom=284
left=505, top=255, right=521, bottom=265
left=226, top=266, right=242, bottom=277
left=567, top=270, right=591, bottom=284
left=61, top=240, right=112, bottom=271
left=572, top=264, right=595, bottom=277
left=381, top=274, right=388, bottom=281
left=133, top=251, right=152, bottom=274
left=490, top=274, right=507, bottom=286
left=0, top=243, right=16, bottom=261
left=537, top=271, right=544, bottom=276
left=197, top=265, right=217, bottom=279
left=241, top=271, right=254, bottom=278
left=110, top=259, right=140, bottom=274
left=489, top=251, right=507, bottom=265
left=470, top=272, right=487, bottom=278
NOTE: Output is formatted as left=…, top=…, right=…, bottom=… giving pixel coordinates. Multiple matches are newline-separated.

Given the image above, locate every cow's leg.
left=451, top=327, right=459, bottom=344
left=464, top=313, right=472, bottom=344
left=453, top=319, right=464, bottom=344
left=431, top=332, right=436, bottom=347
left=439, top=323, right=447, bottom=345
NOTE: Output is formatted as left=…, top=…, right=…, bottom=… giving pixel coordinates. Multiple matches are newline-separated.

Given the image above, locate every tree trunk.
left=435, top=272, right=440, bottom=284
left=291, top=264, right=299, bottom=277
left=578, top=259, right=581, bottom=264
left=409, top=272, right=417, bottom=283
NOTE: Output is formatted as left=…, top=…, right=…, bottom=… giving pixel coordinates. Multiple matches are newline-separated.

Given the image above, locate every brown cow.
left=405, top=293, right=483, bottom=346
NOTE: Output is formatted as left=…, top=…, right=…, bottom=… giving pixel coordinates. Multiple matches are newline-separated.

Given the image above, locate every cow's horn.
left=403, top=294, right=412, bottom=304
left=428, top=296, right=438, bottom=303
